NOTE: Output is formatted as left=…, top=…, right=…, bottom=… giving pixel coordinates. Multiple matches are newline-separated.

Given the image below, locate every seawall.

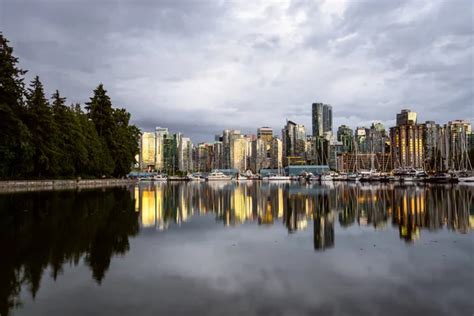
left=0, top=179, right=136, bottom=193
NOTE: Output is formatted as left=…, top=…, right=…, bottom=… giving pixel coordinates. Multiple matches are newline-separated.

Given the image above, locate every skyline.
left=1, top=0, right=473, bottom=143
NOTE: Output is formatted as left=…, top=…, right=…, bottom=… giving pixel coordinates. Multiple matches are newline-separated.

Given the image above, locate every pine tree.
left=0, top=32, right=33, bottom=178
left=51, top=90, right=76, bottom=176
left=24, top=76, right=61, bottom=178
left=74, top=104, right=114, bottom=177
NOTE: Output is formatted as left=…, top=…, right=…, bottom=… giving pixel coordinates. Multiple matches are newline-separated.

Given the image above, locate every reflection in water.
left=0, top=183, right=472, bottom=315
left=135, top=182, right=473, bottom=243
left=0, top=188, right=139, bottom=316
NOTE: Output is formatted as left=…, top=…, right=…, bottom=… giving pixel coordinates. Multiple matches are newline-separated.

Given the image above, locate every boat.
left=347, top=173, right=361, bottom=181
left=168, top=175, right=187, bottom=181
left=206, top=170, right=232, bottom=181
left=186, top=173, right=205, bottom=181
left=308, top=174, right=320, bottom=182
left=333, top=173, right=348, bottom=181
left=235, top=174, right=250, bottom=181
left=359, top=169, right=376, bottom=182
left=458, top=171, right=474, bottom=182
left=425, top=172, right=458, bottom=183
left=263, top=174, right=291, bottom=181
left=153, top=174, right=168, bottom=181
left=320, top=174, right=333, bottom=182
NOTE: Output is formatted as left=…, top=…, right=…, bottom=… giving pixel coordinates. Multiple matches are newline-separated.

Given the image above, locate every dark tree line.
left=0, top=33, right=140, bottom=179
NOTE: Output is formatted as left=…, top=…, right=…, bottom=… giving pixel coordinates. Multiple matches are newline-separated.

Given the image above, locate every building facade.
left=390, top=109, right=424, bottom=169
left=312, top=103, right=332, bottom=137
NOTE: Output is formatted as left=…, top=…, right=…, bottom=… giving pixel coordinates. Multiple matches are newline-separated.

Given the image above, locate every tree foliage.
left=0, top=33, right=139, bottom=179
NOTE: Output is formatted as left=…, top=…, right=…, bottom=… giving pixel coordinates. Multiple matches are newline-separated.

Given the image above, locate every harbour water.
left=1, top=182, right=473, bottom=315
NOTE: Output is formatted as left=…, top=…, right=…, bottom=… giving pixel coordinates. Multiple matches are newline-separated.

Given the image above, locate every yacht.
left=187, top=173, right=205, bottom=181
left=153, top=174, right=168, bottom=181
left=320, top=174, right=334, bottom=181
left=263, top=174, right=291, bottom=181
left=457, top=171, right=474, bottom=182
left=235, top=174, right=250, bottom=181
left=333, top=173, right=348, bottom=181
left=206, top=170, right=232, bottom=181
left=347, top=173, right=361, bottom=181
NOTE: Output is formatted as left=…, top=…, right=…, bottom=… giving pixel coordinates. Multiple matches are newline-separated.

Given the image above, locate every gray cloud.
left=0, top=0, right=472, bottom=143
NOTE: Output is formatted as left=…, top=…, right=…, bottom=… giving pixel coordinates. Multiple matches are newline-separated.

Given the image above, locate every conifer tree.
left=0, top=33, right=33, bottom=178
left=24, top=76, right=60, bottom=178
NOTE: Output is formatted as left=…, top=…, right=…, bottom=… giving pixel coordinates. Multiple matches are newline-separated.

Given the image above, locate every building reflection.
left=133, top=182, right=473, bottom=245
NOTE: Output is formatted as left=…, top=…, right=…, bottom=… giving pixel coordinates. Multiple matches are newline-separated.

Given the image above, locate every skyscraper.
left=390, top=109, right=424, bottom=169
left=140, top=132, right=156, bottom=171
left=337, top=125, right=353, bottom=153
left=312, top=103, right=333, bottom=137
left=282, top=120, right=306, bottom=166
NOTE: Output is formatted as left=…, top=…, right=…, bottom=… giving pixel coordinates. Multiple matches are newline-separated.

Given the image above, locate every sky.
left=1, top=0, right=473, bottom=143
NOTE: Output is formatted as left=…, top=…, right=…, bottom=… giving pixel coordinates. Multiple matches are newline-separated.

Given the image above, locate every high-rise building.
left=421, top=121, right=441, bottom=164
left=163, top=134, right=178, bottom=174
left=139, top=127, right=170, bottom=171
left=366, top=122, right=387, bottom=154
left=282, top=120, right=307, bottom=166
left=178, top=137, right=193, bottom=172
left=271, top=137, right=283, bottom=169
left=257, top=127, right=273, bottom=168
left=139, top=132, right=156, bottom=171
left=221, top=129, right=241, bottom=169
left=312, top=103, right=333, bottom=137
left=390, top=109, right=424, bottom=169
left=396, top=109, right=417, bottom=126
left=337, top=125, right=353, bottom=153
left=155, top=127, right=169, bottom=171
left=251, top=138, right=266, bottom=173
left=230, top=136, right=248, bottom=171
left=444, top=120, right=472, bottom=170
left=355, top=127, right=368, bottom=153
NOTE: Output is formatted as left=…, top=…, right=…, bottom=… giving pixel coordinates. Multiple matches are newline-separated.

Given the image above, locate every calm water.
left=1, top=182, right=473, bottom=316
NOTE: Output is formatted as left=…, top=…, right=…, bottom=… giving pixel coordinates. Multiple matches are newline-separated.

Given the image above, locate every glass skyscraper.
left=312, top=103, right=333, bottom=137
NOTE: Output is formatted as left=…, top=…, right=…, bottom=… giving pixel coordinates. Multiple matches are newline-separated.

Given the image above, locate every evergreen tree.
left=24, top=76, right=61, bottom=178
left=111, top=108, right=140, bottom=176
left=85, top=85, right=139, bottom=177
left=51, top=90, right=76, bottom=176
left=0, top=33, right=33, bottom=178
left=74, top=104, right=114, bottom=177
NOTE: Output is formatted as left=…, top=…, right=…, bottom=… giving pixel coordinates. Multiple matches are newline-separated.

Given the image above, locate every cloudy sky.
left=1, top=0, right=473, bottom=142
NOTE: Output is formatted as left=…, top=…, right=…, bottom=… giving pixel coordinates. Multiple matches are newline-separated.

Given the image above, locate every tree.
left=85, top=85, right=139, bottom=177
left=51, top=90, right=76, bottom=176
left=24, top=76, right=61, bottom=178
left=111, top=108, right=140, bottom=177
left=74, top=104, right=114, bottom=177
left=0, top=32, right=33, bottom=178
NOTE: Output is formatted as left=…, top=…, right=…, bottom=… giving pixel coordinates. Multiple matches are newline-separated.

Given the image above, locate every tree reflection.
left=0, top=188, right=139, bottom=315
left=1, top=183, right=472, bottom=315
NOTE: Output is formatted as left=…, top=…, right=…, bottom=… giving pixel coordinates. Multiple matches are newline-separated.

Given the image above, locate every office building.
left=390, top=109, right=424, bottom=169
left=312, top=103, right=333, bottom=137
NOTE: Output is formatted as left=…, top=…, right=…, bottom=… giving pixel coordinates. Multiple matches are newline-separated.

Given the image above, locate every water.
left=1, top=182, right=473, bottom=316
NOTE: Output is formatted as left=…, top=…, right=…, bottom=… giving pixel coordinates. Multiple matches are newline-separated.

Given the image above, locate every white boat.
left=206, top=170, right=232, bottom=181
left=153, top=174, right=168, bottom=181
left=347, top=173, right=361, bottom=181
left=187, top=173, right=205, bottom=181
left=320, top=174, right=333, bottom=181
left=263, top=174, right=291, bottom=181
left=333, top=173, right=348, bottom=181
left=456, top=171, right=474, bottom=182
left=235, top=174, right=250, bottom=181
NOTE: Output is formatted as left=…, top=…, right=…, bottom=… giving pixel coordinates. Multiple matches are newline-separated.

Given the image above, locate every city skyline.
left=1, top=0, right=472, bottom=143
left=139, top=106, right=472, bottom=146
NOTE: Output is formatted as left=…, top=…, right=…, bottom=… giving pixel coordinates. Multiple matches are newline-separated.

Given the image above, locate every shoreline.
left=0, top=179, right=136, bottom=193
